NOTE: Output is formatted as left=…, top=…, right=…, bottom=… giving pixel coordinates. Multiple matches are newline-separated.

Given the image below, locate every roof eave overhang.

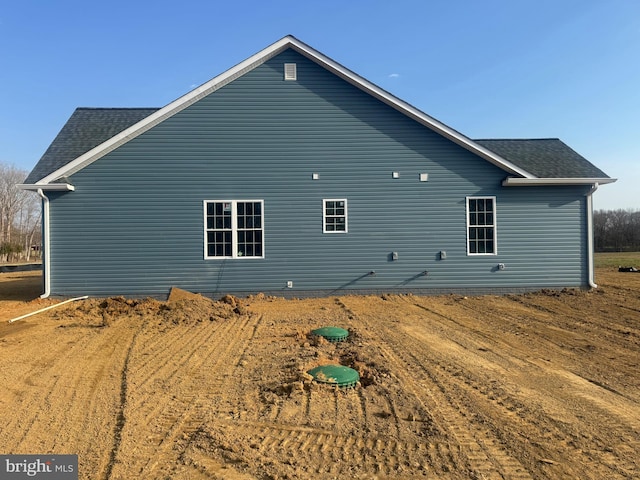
left=37, top=35, right=535, bottom=184
left=502, top=177, right=617, bottom=186
left=18, top=183, right=75, bottom=191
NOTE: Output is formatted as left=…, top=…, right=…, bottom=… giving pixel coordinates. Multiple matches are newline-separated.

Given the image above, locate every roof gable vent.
left=284, top=63, right=297, bottom=81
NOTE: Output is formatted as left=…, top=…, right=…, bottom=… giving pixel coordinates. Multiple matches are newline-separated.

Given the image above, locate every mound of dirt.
left=52, top=290, right=242, bottom=327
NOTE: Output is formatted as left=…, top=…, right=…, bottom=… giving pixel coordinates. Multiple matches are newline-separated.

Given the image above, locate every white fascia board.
left=40, top=35, right=533, bottom=184
left=39, top=37, right=295, bottom=184
left=17, top=183, right=75, bottom=191
left=502, top=177, right=617, bottom=186
left=285, top=37, right=534, bottom=179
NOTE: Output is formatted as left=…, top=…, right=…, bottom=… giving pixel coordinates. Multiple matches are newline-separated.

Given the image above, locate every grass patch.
left=595, top=252, right=640, bottom=268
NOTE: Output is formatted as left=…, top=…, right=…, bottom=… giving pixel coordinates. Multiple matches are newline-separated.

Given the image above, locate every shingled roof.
left=474, top=138, right=609, bottom=179
left=24, top=108, right=159, bottom=184
left=22, top=36, right=613, bottom=187
left=25, top=107, right=611, bottom=185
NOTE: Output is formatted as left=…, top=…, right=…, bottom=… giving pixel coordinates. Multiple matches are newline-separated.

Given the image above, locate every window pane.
left=206, top=200, right=263, bottom=258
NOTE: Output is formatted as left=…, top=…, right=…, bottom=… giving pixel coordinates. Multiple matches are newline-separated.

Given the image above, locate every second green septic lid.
left=311, top=326, right=349, bottom=343
left=307, top=364, right=360, bottom=388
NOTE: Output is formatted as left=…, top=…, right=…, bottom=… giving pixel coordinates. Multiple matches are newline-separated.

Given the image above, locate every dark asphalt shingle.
left=24, top=108, right=160, bottom=184
left=474, top=138, right=609, bottom=179
left=24, top=110, right=611, bottom=184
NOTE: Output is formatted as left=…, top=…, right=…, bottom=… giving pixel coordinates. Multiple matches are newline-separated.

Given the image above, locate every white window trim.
left=323, top=198, right=348, bottom=234
left=203, top=199, right=265, bottom=259
left=466, top=196, right=497, bottom=256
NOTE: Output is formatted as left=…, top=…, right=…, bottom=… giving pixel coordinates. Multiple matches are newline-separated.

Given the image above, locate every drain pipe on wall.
left=586, top=182, right=599, bottom=289
left=37, top=189, right=51, bottom=299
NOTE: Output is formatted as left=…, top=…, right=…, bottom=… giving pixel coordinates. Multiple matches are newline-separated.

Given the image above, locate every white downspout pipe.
left=586, top=183, right=599, bottom=288
left=8, top=296, right=89, bottom=323
left=37, top=189, right=51, bottom=298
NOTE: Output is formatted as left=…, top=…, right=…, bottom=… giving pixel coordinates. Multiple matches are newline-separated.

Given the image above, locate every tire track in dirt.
left=368, top=294, right=639, bottom=479
left=109, top=312, right=260, bottom=479
left=181, top=298, right=450, bottom=478
left=453, top=293, right=640, bottom=404
left=337, top=296, right=533, bottom=480
left=409, top=295, right=640, bottom=478
left=191, top=420, right=438, bottom=478
left=104, top=318, right=146, bottom=480
left=0, top=316, right=137, bottom=479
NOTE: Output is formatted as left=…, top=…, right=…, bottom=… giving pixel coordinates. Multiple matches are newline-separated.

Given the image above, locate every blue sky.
left=1, top=0, right=638, bottom=210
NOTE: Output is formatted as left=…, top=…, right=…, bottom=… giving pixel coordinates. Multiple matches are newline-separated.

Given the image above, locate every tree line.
left=0, top=162, right=41, bottom=263
left=594, top=209, right=640, bottom=252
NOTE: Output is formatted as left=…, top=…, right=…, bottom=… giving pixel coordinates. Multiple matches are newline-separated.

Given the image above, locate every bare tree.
left=594, top=209, right=640, bottom=252
left=0, top=161, right=40, bottom=262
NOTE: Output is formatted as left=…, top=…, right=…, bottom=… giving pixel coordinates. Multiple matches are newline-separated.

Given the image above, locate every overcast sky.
left=1, top=0, right=638, bottom=210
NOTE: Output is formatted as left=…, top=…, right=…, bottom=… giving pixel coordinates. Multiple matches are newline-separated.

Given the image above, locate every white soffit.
left=503, top=177, right=617, bottom=186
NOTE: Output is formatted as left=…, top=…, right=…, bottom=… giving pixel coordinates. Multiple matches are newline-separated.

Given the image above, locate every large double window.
left=204, top=200, right=264, bottom=259
left=467, top=197, right=496, bottom=255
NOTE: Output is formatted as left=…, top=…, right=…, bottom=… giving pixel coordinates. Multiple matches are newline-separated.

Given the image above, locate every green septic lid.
left=311, top=326, right=349, bottom=343
left=307, top=364, right=360, bottom=388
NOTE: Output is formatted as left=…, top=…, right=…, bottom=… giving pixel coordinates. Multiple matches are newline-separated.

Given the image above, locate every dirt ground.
left=0, top=268, right=638, bottom=480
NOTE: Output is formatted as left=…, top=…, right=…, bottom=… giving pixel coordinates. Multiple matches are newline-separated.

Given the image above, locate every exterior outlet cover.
left=312, top=173, right=319, bottom=180
left=392, top=251, right=399, bottom=260
left=420, top=173, right=429, bottom=182
left=392, top=172, right=400, bottom=179
left=287, top=281, right=293, bottom=288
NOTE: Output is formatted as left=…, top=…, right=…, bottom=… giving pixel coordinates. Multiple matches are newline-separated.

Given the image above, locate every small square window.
left=323, top=199, right=348, bottom=233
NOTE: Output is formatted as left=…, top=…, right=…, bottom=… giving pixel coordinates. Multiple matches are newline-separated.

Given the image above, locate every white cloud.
left=388, top=73, right=400, bottom=79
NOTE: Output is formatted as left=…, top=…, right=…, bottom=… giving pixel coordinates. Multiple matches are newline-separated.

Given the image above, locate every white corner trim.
left=502, top=177, right=617, bottom=186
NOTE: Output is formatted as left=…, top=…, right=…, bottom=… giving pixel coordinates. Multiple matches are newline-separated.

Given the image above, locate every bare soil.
left=0, top=268, right=638, bottom=479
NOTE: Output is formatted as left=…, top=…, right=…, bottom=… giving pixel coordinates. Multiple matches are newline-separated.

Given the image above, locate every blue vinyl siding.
left=46, top=49, right=591, bottom=297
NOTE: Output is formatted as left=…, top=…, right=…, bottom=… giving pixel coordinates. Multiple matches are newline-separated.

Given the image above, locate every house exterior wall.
left=45, top=49, right=591, bottom=298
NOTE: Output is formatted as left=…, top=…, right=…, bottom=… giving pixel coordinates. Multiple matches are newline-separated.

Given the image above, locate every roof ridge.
left=474, top=138, right=561, bottom=141
left=75, top=107, right=160, bottom=111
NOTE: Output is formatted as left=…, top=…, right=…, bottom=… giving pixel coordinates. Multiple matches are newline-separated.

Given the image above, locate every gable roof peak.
left=23, top=36, right=611, bottom=186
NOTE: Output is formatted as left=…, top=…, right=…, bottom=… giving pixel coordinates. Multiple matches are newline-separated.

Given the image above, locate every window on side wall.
left=323, top=199, right=348, bottom=233
left=466, top=196, right=496, bottom=255
left=204, top=200, right=264, bottom=259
